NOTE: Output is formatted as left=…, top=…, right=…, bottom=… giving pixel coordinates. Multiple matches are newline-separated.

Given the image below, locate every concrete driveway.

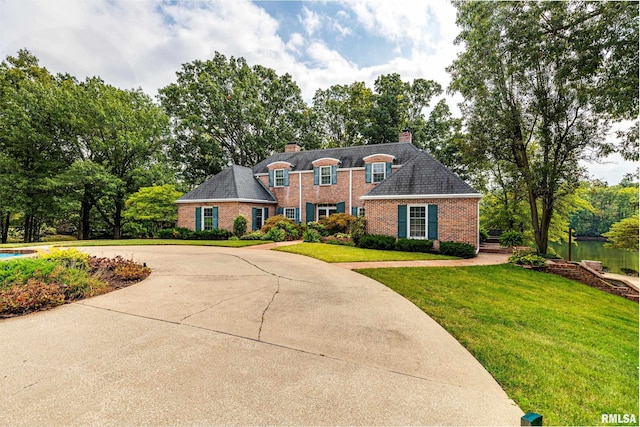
left=0, top=245, right=522, bottom=426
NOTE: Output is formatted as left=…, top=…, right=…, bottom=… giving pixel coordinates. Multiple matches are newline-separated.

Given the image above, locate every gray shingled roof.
left=363, top=151, right=480, bottom=197
left=252, top=142, right=421, bottom=173
left=178, top=165, right=276, bottom=202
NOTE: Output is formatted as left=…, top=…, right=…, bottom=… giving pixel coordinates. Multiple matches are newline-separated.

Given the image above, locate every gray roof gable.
left=363, top=151, right=480, bottom=197
left=252, top=142, right=421, bottom=173
left=178, top=165, right=276, bottom=202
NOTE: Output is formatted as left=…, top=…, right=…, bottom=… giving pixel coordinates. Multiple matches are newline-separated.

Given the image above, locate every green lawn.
left=272, top=242, right=458, bottom=263
left=0, top=239, right=270, bottom=248
left=357, top=264, right=639, bottom=426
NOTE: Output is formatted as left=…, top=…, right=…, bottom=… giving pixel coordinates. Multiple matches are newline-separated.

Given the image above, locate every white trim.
left=349, top=169, right=353, bottom=214
left=407, top=204, right=428, bottom=240
left=273, top=168, right=286, bottom=187
left=266, top=161, right=294, bottom=168
left=254, top=165, right=400, bottom=176
left=319, top=165, right=332, bottom=186
left=371, top=161, right=386, bottom=183
left=362, top=153, right=396, bottom=161
left=177, top=198, right=277, bottom=204
left=299, top=171, right=302, bottom=218
left=476, top=199, right=480, bottom=254
left=360, top=193, right=483, bottom=200
left=311, top=157, right=341, bottom=165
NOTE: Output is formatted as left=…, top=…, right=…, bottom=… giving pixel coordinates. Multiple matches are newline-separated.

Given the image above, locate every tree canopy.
left=448, top=1, right=639, bottom=254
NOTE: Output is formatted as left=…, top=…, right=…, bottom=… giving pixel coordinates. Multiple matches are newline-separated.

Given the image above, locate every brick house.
left=176, top=132, right=482, bottom=248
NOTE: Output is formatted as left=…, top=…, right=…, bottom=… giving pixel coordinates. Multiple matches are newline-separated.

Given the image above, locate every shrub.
left=303, top=229, right=321, bottom=243
left=500, top=229, right=524, bottom=247
left=508, top=249, right=547, bottom=267
left=192, top=229, right=232, bottom=240
left=266, top=227, right=285, bottom=242
left=38, top=247, right=89, bottom=270
left=261, top=215, right=300, bottom=241
left=357, top=234, right=396, bottom=250
left=395, top=238, right=433, bottom=253
left=320, top=213, right=356, bottom=235
left=479, top=227, right=489, bottom=243
left=233, top=215, right=248, bottom=237
left=439, top=241, right=477, bottom=258
left=157, top=227, right=194, bottom=239
left=350, top=216, right=367, bottom=245
left=0, top=279, right=65, bottom=316
left=0, top=259, right=58, bottom=287
left=240, top=231, right=265, bottom=240
left=305, top=221, right=329, bottom=236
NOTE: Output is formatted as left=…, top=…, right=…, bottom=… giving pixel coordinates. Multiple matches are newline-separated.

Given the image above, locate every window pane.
left=320, top=166, right=331, bottom=185
left=409, top=206, right=426, bottom=238
left=285, top=208, right=296, bottom=220
left=203, top=208, right=213, bottom=231
left=275, top=169, right=285, bottom=186
left=372, top=162, right=385, bottom=183
left=256, top=209, right=263, bottom=228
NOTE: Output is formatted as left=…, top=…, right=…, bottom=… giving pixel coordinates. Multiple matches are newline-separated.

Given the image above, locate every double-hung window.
left=274, top=169, right=285, bottom=187
left=203, top=207, right=214, bottom=231
left=372, top=162, right=386, bottom=183
left=409, top=206, right=426, bottom=239
left=319, top=166, right=332, bottom=185
left=284, top=208, right=296, bottom=221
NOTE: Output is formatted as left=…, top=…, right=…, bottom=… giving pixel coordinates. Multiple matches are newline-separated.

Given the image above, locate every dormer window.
left=274, top=169, right=285, bottom=187
left=319, top=166, right=332, bottom=185
left=372, top=162, right=386, bottom=183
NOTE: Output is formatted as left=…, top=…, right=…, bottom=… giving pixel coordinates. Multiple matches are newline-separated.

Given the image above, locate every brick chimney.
left=398, top=130, right=412, bottom=143
left=285, top=141, right=301, bottom=153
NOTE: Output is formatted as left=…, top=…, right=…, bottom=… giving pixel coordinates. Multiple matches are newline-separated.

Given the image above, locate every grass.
left=272, top=242, right=458, bottom=263
left=356, top=264, right=639, bottom=426
left=0, top=239, right=270, bottom=248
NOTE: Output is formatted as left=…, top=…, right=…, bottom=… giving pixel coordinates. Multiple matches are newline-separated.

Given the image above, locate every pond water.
left=549, top=240, right=639, bottom=276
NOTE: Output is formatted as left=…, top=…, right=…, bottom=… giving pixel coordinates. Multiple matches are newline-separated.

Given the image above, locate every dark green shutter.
left=268, top=170, right=274, bottom=187
left=277, top=207, right=283, bottom=215
left=252, top=208, right=258, bottom=231
left=313, top=167, right=319, bottom=185
left=306, top=202, right=315, bottom=223
left=428, top=205, right=438, bottom=240
left=351, top=207, right=358, bottom=216
left=195, top=207, right=202, bottom=231
left=212, top=207, right=218, bottom=229
left=331, top=165, right=337, bottom=185
left=284, top=169, right=289, bottom=186
left=295, top=208, right=300, bottom=224
left=385, top=162, right=392, bottom=179
left=264, top=208, right=269, bottom=221
left=398, top=205, right=407, bottom=238
left=365, top=163, right=372, bottom=183
left=336, top=202, right=345, bottom=213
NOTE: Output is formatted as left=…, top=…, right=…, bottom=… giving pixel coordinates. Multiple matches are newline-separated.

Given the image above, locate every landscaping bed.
left=0, top=248, right=150, bottom=318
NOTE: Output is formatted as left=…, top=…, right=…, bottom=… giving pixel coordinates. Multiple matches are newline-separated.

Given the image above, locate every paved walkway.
left=0, top=245, right=522, bottom=426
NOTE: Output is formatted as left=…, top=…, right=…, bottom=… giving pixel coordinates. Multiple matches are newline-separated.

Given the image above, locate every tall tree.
left=311, top=82, right=373, bottom=148
left=365, top=73, right=441, bottom=144
left=159, top=52, right=308, bottom=186
left=448, top=1, right=639, bottom=254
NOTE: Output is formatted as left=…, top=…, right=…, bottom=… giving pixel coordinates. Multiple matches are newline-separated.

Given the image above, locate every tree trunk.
left=23, top=214, right=32, bottom=243
left=1, top=212, right=9, bottom=244
left=113, top=198, right=123, bottom=239
left=80, top=194, right=92, bottom=240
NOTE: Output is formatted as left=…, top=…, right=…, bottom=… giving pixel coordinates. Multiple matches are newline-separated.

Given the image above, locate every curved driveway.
left=1, top=245, right=522, bottom=425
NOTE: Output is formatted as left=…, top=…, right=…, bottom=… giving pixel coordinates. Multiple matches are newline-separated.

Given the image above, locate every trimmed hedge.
left=439, top=241, right=477, bottom=258
left=156, top=227, right=231, bottom=240
left=395, top=238, right=433, bottom=253
left=357, top=234, right=396, bottom=250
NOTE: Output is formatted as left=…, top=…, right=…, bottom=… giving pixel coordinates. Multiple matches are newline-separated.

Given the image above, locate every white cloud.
left=300, top=6, right=321, bottom=37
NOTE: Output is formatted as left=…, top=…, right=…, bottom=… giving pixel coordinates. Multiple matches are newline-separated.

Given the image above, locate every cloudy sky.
left=0, top=0, right=635, bottom=184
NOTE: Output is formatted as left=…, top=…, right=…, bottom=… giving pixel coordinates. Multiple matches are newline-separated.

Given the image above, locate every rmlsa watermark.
left=601, top=413, right=637, bottom=425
